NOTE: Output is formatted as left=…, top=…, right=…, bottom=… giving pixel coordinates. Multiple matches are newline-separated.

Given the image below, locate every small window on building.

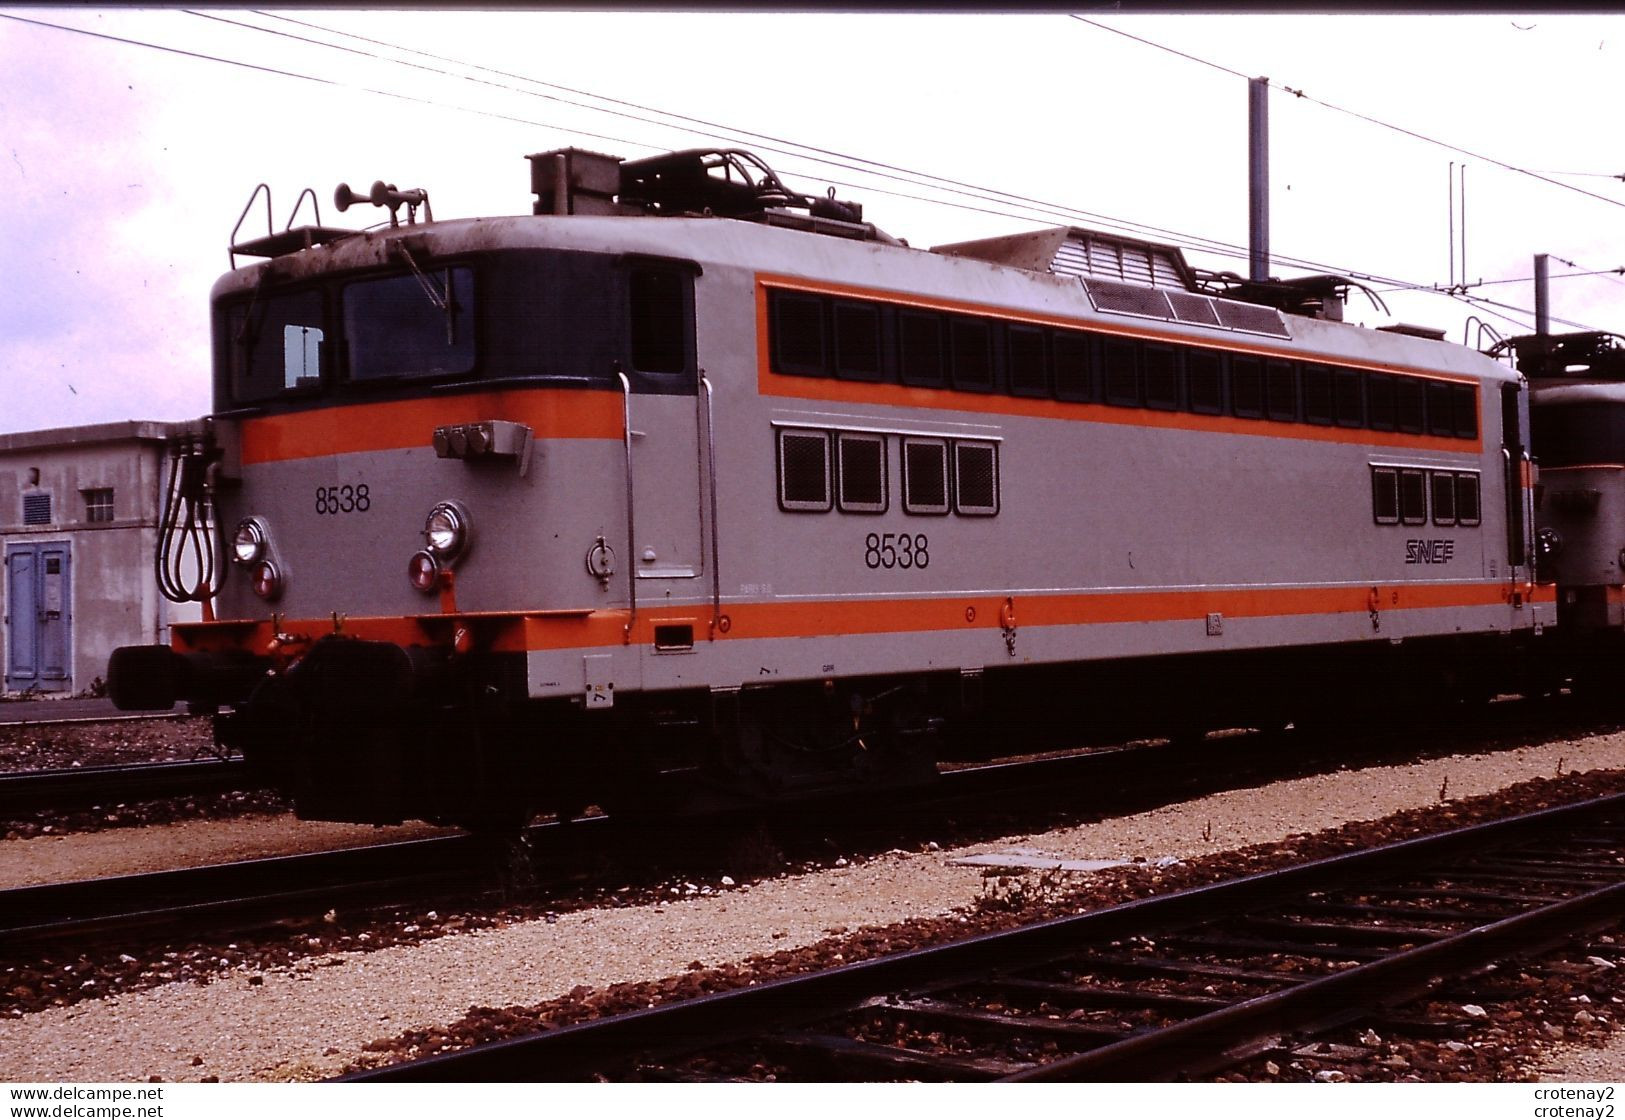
left=1430, top=471, right=1457, bottom=525
left=1372, top=467, right=1399, bottom=525
left=1396, top=377, right=1426, bottom=434
left=1367, top=373, right=1397, bottom=432
left=1143, top=344, right=1180, bottom=411
left=1006, top=325, right=1048, bottom=398
left=22, top=492, right=52, bottom=526
left=1231, top=356, right=1264, bottom=418
left=82, top=488, right=115, bottom=524
left=953, top=441, right=999, bottom=516
left=1102, top=338, right=1141, bottom=407
left=770, top=290, right=827, bottom=377
left=1455, top=473, right=1482, bottom=525
left=1301, top=364, right=1334, bottom=426
left=902, top=438, right=950, bottom=515
left=833, top=301, right=884, bottom=382
left=836, top=432, right=887, bottom=513
left=1334, top=368, right=1365, bottom=428
left=949, top=318, right=995, bottom=392
left=1052, top=330, right=1093, bottom=402
left=1266, top=359, right=1299, bottom=422
left=777, top=429, right=831, bottom=512
left=1186, top=350, right=1224, bottom=415
left=1400, top=468, right=1427, bottom=524
left=898, top=310, right=946, bottom=388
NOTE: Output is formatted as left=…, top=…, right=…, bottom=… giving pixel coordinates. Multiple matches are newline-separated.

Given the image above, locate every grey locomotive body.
left=109, top=148, right=1554, bottom=829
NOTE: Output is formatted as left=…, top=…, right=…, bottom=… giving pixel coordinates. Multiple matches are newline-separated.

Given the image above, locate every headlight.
left=231, top=519, right=267, bottom=566
left=407, top=550, right=440, bottom=593
left=423, top=500, right=470, bottom=561
left=250, top=559, right=284, bottom=601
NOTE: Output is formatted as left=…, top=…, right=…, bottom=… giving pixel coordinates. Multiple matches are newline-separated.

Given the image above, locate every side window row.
left=1371, top=466, right=1482, bottom=527
left=777, top=428, right=999, bottom=517
left=768, top=287, right=1479, bottom=440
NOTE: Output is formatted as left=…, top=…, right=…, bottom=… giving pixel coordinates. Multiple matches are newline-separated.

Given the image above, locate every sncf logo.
left=1405, top=539, right=1456, bottom=564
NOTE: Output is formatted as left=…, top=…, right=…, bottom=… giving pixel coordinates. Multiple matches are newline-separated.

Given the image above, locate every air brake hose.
left=154, top=437, right=220, bottom=604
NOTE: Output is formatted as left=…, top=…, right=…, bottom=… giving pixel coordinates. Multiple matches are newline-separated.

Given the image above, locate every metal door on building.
left=4, top=541, right=71, bottom=692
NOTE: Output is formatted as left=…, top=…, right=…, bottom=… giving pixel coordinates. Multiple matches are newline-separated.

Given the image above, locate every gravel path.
left=0, top=816, right=452, bottom=890
left=1, top=730, right=1620, bottom=1083
left=1539, top=1030, right=1625, bottom=1081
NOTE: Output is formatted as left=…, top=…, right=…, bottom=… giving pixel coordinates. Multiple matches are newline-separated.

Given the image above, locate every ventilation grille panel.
left=1167, top=290, right=1222, bottom=326
left=1085, top=279, right=1174, bottom=318
left=954, top=443, right=998, bottom=514
left=779, top=431, right=831, bottom=511
left=1052, top=237, right=1187, bottom=287
left=1083, top=278, right=1291, bottom=340
left=22, top=493, right=51, bottom=526
left=1215, top=301, right=1292, bottom=338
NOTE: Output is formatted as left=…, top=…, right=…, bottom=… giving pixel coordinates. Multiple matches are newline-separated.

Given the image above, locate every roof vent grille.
left=1084, top=279, right=1175, bottom=318
left=1214, top=302, right=1292, bottom=338
left=1083, top=278, right=1291, bottom=340
left=1053, top=235, right=1187, bottom=288
left=1167, top=290, right=1222, bottom=327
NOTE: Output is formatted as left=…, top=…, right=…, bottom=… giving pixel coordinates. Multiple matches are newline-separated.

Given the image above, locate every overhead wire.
left=1375, top=266, right=1625, bottom=290
left=220, top=10, right=1284, bottom=270
left=248, top=9, right=1267, bottom=261
left=0, top=12, right=665, bottom=158
left=1071, top=15, right=1625, bottom=213
left=1532, top=169, right=1625, bottom=180
left=238, top=9, right=1615, bottom=333
left=183, top=10, right=1447, bottom=290
left=5, top=9, right=1605, bottom=334
left=0, top=7, right=1533, bottom=299
left=1551, top=255, right=1625, bottom=292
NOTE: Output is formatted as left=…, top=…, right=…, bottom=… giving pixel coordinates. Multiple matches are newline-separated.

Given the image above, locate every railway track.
left=6, top=689, right=1612, bottom=826
left=343, top=790, right=1625, bottom=1082
left=0, top=734, right=1336, bottom=951
left=3, top=708, right=1618, bottom=957
left=0, top=830, right=540, bottom=950
left=0, top=758, right=258, bottom=817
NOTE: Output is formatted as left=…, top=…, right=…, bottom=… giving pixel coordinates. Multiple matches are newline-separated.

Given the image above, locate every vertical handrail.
left=285, top=187, right=324, bottom=232
left=701, top=376, right=722, bottom=636
left=1503, top=447, right=1521, bottom=578
left=618, top=372, right=637, bottom=642
left=1522, top=449, right=1536, bottom=579
left=228, top=183, right=273, bottom=269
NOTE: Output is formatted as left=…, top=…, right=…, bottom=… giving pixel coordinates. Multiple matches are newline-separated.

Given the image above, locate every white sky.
left=2, top=9, right=1622, bottom=436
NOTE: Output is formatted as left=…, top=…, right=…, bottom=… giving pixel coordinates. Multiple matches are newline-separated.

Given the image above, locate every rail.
left=0, top=759, right=253, bottom=818
left=344, top=790, right=1625, bottom=1082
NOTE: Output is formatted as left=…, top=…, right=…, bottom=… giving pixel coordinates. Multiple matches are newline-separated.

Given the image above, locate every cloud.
left=0, top=18, right=212, bottom=430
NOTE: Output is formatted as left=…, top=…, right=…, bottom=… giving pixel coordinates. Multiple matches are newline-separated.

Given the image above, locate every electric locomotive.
left=108, top=147, right=1554, bottom=830
left=1505, top=331, right=1625, bottom=683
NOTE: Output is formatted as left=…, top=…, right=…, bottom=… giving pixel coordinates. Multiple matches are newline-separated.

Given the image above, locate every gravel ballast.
left=0, top=816, right=453, bottom=890
left=0, top=730, right=1621, bottom=1083
left=0, top=718, right=215, bottom=772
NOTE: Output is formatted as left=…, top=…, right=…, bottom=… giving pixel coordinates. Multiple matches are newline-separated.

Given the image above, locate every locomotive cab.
left=1517, top=332, right=1625, bottom=644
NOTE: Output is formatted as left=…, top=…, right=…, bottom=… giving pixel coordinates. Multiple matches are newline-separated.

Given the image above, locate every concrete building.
left=1, top=421, right=201, bottom=696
